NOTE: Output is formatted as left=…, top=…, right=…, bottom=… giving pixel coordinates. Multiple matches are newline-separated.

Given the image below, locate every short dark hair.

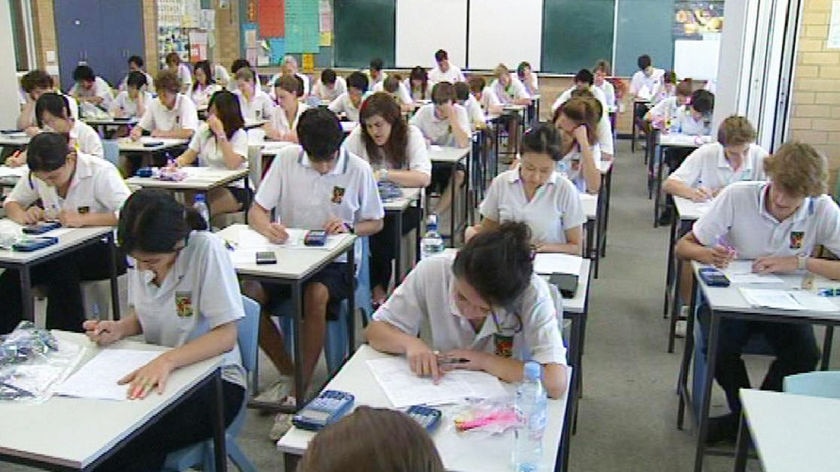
left=275, top=74, right=301, bottom=95
left=370, top=58, right=384, bottom=72
left=208, top=90, right=244, bottom=140
left=297, top=108, right=344, bottom=161
left=346, top=71, right=369, bottom=92
left=35, top=93, right=71, bottom=128
left=522, top=124, right=563, bottom=162
left=453, top=81, right=470, bottom=101
left=689, top=89, right=714, bottom=114
left=516, top=61, right=531, bottom=77
left=27, top=132, right=71, bottom=172
left=383, top=76, right=401, bottom=94
left=431, top=82, right=455, bottom=105
left=20, top=70, right=53, bottom=93
left=230, top=59, right=251, bottom=74
left=321, top=68, right=337, bottom=85
left=155, top=69, right=181, bottom=94
left=118, top=189, right=207, bottom=255
left=434, top=49, right=448, bottom=63
left=574, top=69, right=594, bottom=86
left=126, top=71, right=148, bottom=89
left=453, top=222, right=534, bottom=306
left=128, top=55, right=144, bottom=68
left=637, top=54, right=652, bottom=70
left=73, top=65, right=95, bottom=82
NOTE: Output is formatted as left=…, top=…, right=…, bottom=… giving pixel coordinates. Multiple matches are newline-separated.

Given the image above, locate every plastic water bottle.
left=193, top=193, right=210, bottom=228
left=513, top=361, right=547, bottom=472
left=420, top=214, right=445, bottom=260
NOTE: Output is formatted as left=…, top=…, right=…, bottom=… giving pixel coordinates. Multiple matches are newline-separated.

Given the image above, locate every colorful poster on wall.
left=189, top=31, right=208, bottom=62
left=674, top=1, right=724, bottom=39
left=247, top=0, right=258, bottom=22
left=259, top=0, right=285, bottom=37
left=159, top=27, right=191, bottom=65
left=268, top=38, right=286, bottom=64
left=286, top=0, right=320, bottom=53
left=319, top=0, right=333, bottom=46
left=158, top=0, right=182, bottom=27
left=183, top=0, right=201, bottom=28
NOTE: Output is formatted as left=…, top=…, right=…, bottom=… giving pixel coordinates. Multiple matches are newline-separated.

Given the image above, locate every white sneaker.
left=254, top=376, right=293, bottom=404
left=269, top=412, right=294, bottom=441
left=675, top=320, right=687, bottom=338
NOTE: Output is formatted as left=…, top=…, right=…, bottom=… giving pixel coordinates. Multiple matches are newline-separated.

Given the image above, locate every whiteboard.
left=673, top=39, right=721, bottom=81
left=395, top=0, right=468, bottom=69
left=468, top=0, right=542, bottom=71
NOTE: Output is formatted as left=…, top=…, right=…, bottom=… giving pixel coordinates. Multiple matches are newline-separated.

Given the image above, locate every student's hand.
left=691, top=186, right=713, bottom=202
left=439, top=349, right=488, bottom=373
left=207, top=115, right=225, bottom=137
left=119, top=354, right=175, bottom=399
left=711, top=187, right=723, bottom=197
left=323, top=217, right=349, bottom=235
left=20, top=207, right=45, bottom=225
left=58, top=210, right=85, bottom=228
left=752, top=256, right=797, bottom=274
left=83, top=319, right=122, bottom=345
left=264, top=222, right=289, bottom=244
left=129, top=126, right=143, bottom=141
left=4, top=153, right=25, bottom=168
left=24, top=126, right=41, bottom=137
left=508, top=157, right=520, bottom=171
left=150, top=129, right=168, bottom=138
left=572, top=125, right=590, bottom=146
left=706, top=245, right=735, bottom=269
left=405, top=339, right=441, bottom=382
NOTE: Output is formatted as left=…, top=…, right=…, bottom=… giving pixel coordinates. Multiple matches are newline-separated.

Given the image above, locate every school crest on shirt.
left=790, top=231, right=804, bottom=249
left=331, top=186, right=345, bottom=204
left=494, top=333, right=514, bottom=358
left=77, top=206, right=90, bottom=214
left=175, top=291, right=194, bottom=318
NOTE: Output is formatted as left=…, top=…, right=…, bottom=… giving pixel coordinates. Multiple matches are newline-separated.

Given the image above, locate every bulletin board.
left=240, top=0, right=334, bottom=67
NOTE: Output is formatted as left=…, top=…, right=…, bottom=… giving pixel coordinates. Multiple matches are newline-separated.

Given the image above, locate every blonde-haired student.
left=490, top=64, right=531, bottom=106
left=233, top=68, right=274, bottom=122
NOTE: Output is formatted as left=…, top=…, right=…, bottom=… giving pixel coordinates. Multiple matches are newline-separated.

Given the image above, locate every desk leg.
left=284, top=453, right=300, bottom=472
left=821, top=325, right=834, bottom=370
left=664, top=216, right=678, bottom=318
left=393, top=212, right=403, bottom=284
left=693, top=309, right=721, bottom=472
left=733, top=411, right=750, bottom=472
left=654, top=147, right=665, bottom=227
left=631, top=105, right=638, bottom=153
left=647, top=143, right=656, bottom=199
left=556, top=368, right=574, bottom=472
left=677, top=275, right=698, bottom=430
left=668, top=258, right=683, bottom=354
left=449, top=162, right=457, bottom=246
left=600, top=166, right=613, bottom=258
left=20, top=266, right=33, bottom=322
left=292, top=282, right=305, bottom=411
left=346, top=244, right=356, bottom=357
left=244, top=174, right=251, bottom=224
left=569, top=313, right=582, bottom=435
left=212, top=369, right=228, bottom=472
left=107, top=233, right=121, bottom=320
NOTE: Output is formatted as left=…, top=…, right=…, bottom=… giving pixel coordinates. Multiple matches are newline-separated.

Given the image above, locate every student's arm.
left=58, top=209, right=117, bottom=227
left=384, top=170, right=429, bottom=188
left=4, top=200, right=44, bottom=225
left=574, top=127, right=601, bottom=194
left=675, top=231, right=734, bottom=268
left=448, top=104, right=470, bottom=148
left=662, top=150, right=711, bottom=201
left=662, top=177, right=711, bottom=202
left=208, top=118, right=246, bottom=169
left=367, top=320, right=441, bottom=379
left=152, top=127, right=194, bottom=139
left=248, top=203, right=289, bottom=243
left=175, top=148, right=199, bottom=167
left=84, top=309, right=143, bottom=345
left=16, top=101, right=36, bottom=131
left=385, top=127, right=432, bottom=187
left=537, top=225, right=582, bottom=256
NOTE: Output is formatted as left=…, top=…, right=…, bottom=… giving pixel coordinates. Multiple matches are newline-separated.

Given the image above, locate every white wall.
left=0, top=1, right=19, bottom=129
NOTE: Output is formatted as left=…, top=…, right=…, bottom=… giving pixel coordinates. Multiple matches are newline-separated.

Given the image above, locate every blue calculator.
left=292, top=390, right=355, bottom=431
left=406, top=405, right=442, bottom=432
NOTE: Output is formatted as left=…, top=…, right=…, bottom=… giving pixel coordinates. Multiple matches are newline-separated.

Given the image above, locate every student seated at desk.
left=406, top=66, right=431, bottom=102
left=298, top=406, right=444, bottom=472
left=244, top=108, right=384, bottom=438
left=0, top=132, right=129, bottom=333
left=375, top=75, right=414, bottom=113
left=652, top=70, right=678, bottom=105
left=551, top=69, right=608, bottom=115
left=644, top=79, right=692, bottom=126
left=312, top=68, right=347, bottom=103
left=118, top=55, right=155, bottom=94
left=213, top=62, right=231, bottom=89
left=165, top=52, right=192, bottom=94
left=552, top=96, right=603, bottom=194
left=517, top=61, right=539, bottom=96
left=173, top=90, right=249, bottom=217
left=229, top=58, right=257, bottom=84
left=628, top=54, right=665, bottom=102
left=328, top=71, right=369, bottom=123
left=367, top=57, right=387, bottom=89
left=674, top=142, right=840, bottom=444
left=68, top=65, right=113, bottom=110
left=342, top=92, right=431, bottom=305
left=110, top=71, right=152, bottom=120
left=130, top=70, right=200, bottom=141
left=490, top=64, right=531, bottom=106
left=429, top=49, right=466, bottom=85
left=468, top=124, right=584, bottom=255
left=232, top=67, right=274, bottom=122
left=84, top=188, right=246, bottom=472
left=670, top=89, right=715, bottom=136
left=454, top=81, right=485, bottom=131
left=188, top=60, right=222, bottom=111
left=17, top=70, right=79, bottom=135
left=468, top=76, right=503, bottom=117
left=366, top=222, right=568, bottom=399
left=264, top=75, right=309, bottom=143
left=592, top=60, right=616, bottom=113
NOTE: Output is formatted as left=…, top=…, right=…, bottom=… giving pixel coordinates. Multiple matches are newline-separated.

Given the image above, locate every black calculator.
left=406, top=405, right=442, bottom=432
left=291, top=390, right=355, bottom=431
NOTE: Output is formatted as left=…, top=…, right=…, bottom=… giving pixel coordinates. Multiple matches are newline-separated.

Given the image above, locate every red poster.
left=258, top=0, right=285, bottom=38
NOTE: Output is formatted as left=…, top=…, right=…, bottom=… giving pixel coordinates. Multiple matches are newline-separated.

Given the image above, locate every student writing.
left=264, top=75, right=309, bottom=143
left=130, top=70, right=200, bottom=141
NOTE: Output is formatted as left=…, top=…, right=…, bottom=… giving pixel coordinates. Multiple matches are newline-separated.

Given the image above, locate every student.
left=368, top=57, right=387, bottom=89
left=297, top=406, right=445, bottom=472
left=244, top=108, right=383, bottom=437
left=232, top=67, right=274, bottom=122
left=328, top=71, right=369, bottom=123
left=406, top=66, right=431, bottom=102
left=213, top=62, right=232, bottom=89
left=675, top=142, right=839, bottom=444
left=342, top=92, right=431, bottom=305
left=552, top=87, right=614, bottom=163
left=118, top=55, right=155, bottom=93
left=671, top=89, right=715, bottom=136
left=268, top=55, right=310, bottom=98
left=264, top=75, right=309, bottom=142
left=428, top=49, right=466, bottom=85
left=189, top=60, right=222, bottom=110
left=468, top=76, right=503, bottom=117
left=552, top=96, right=602, bottom=194
left=592, top=60, right=616, bottom=113
left=470, top=124, right=584, bottom=255
left=551, top=69, right=609, bottom=115
left=84, top=188, right=246, bottom=471
left=374, top=76, right=413, bottom=112
left=517, top=61, right=539, bottom=96
left=644, top=79, right=693, bottom=125
left=173, top=90, right=249, bottom=217
left=230, top=58, right=253, bottom=76
left=17, top=70, right=79, bottom=134
left=131, top=70, right=200, bottom=141
left=312, top=68, right=347, bottom=103
left=490, top=64, right=531, bottom=106
left=69, top=65, right=113, bottom=110
left=628, top=54, right=665, bottom=102
left=0, top=133, right=129, bottom=333
left=110, top=71, right=152, bottom=119
left=454, top=81, right=485, bottom=131
left=13, top=93, right=103, bottom=164
left=366, top=222, right=568, bottom=398
left=165, top=52, right=192, bottom=94
left=653, top=70, right=678, bottom=105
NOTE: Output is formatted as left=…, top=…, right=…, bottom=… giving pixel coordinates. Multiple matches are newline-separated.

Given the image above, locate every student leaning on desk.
left=0, top=133, right=129, bottom=333
left=366, top=222, right=568, bottom=399
left=129, top=70, right=199, bottom=141
left=675, top=142, right=840, bottom=445
left=83, top=189, right=246, bottom=472
left=17, top=69, right=79, bottom=134
left=551, top=95, right=603, bottom=194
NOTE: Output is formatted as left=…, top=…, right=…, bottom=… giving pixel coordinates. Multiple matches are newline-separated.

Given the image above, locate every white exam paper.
left=54, top=349, right=161, bottom=401
left=534, top=253, right=583, bottom=276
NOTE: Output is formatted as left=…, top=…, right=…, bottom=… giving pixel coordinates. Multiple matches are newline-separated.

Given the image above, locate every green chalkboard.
left=541, top=0, right=616, bottom=75
left=334, top=0, right=395, bottom=68
left=614, top=0, right=674, bottom=76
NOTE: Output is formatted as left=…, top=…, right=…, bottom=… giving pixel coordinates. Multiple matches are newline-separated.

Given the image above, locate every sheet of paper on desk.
left=367, top=357, right=507, bottom=408
left=237, top=227, right=343, bottom=251
left=723, top=261, right=783, bottom=285
left=534, top=253, right=583, bottom=276
left=54, top=349, right=161, bottom=401
left=737, top=287, right=838, bottom=312
left=0, top=166, right=27, bottom=178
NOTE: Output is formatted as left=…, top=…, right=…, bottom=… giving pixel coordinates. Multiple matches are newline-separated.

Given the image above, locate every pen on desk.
left=438, top=357, right=470, bottom=365
left=224, top=239, right=237, bottom=251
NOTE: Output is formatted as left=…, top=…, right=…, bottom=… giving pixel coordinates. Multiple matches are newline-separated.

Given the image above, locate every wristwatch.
left=379, top=168, right=389, bottom=182
left=797, top=255, right=809, bottom=270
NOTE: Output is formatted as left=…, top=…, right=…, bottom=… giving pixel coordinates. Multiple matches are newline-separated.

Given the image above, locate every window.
left=9, top=0, right=36, bottom=71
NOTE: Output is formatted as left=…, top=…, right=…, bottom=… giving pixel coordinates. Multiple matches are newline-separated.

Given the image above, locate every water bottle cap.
left=524, top=361, right=541, bottom=380
left=195, top=194, right=206, bottom=202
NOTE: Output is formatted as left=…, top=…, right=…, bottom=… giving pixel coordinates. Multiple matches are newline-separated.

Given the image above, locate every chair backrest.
left=783, top=371, right=840, bottom=399
left=238, top=296, right=260, bottom=374
left=247, top=144, right=264, bottom=193
left=102, top=139, right=120, bottom=168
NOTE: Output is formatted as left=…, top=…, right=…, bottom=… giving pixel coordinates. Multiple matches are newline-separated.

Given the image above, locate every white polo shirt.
left=672, top=106, right=711, bottom=136
left=477, top=87, right=502, bottom=116
left=254, top=145, right=384, bottom=263
left=68, top=119, right=104, bottom=159
left=551, top=86, right=608, bottom=116
left=118, top=71, right=155, bottom=93
left=668, top=142, right=769, bottom=190
left=342, top=125, right=431, bottom=175
left=692, top=181, right=840, bottom=260
left=189, top=83, right=222, bottom=110
left=372, top=81, right=413, bottom=106
left=405, top=79, right=432, bottom=101
left=176, top=64, right=192, bottom=89
left=648, top=96, right=680, bottom=121
left=556, top=143, right=602, bottom=193
left=187, top=124, right=248, bottom=170
left=313, top=77, right=347, bottom=102
left=268, top=72, right=311, bottom=97
left=490, top=77, right=530, bottom=105
left=69, top=76, right=113, bottom=110
left=233, top=89, right=274, bottom=122
left=138, top=93, right=199, bottom=133
left=428, top=65, right=466, bottom=85
left=595, top=80, right=616, bottom=111
left=463, top=96, right=485, bottom=130
left=630, top=68, right=665, bottom=98
left=409, top=103, right=470, bottom=148
left=328, top=92, right=364, bottom=122
left=111, top=90, right=154, bottom=119
left=6, top=151, right=129, bottom=216
left=127, top=230, right=245, bottom=388
left=373, top=253, right=567, bottom=365
left=270, top=102, right=309, bottom=136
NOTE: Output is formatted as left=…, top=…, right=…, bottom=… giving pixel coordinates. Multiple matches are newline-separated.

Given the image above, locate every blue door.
left=54, top=0, right=102, bottom=91
left=98, top=1, right=145, bottom=87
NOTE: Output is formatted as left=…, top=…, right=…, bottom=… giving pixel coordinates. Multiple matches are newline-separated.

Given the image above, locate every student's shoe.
left=658, top=208, right=673, bottom=226
left=675, top=306, right=689, bottom=338
left=269, top=413, right=294, bottom=441
left=705, top=412, right=739, bottom=445
left=254, top=376, right=293, bottom=404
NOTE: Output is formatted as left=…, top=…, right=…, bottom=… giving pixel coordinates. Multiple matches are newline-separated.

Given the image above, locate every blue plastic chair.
left=162, top=296, right=260, bottom=472
left=783, top=371, right=840, bottom=399
left=102, top=139, right=120, bottom=168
